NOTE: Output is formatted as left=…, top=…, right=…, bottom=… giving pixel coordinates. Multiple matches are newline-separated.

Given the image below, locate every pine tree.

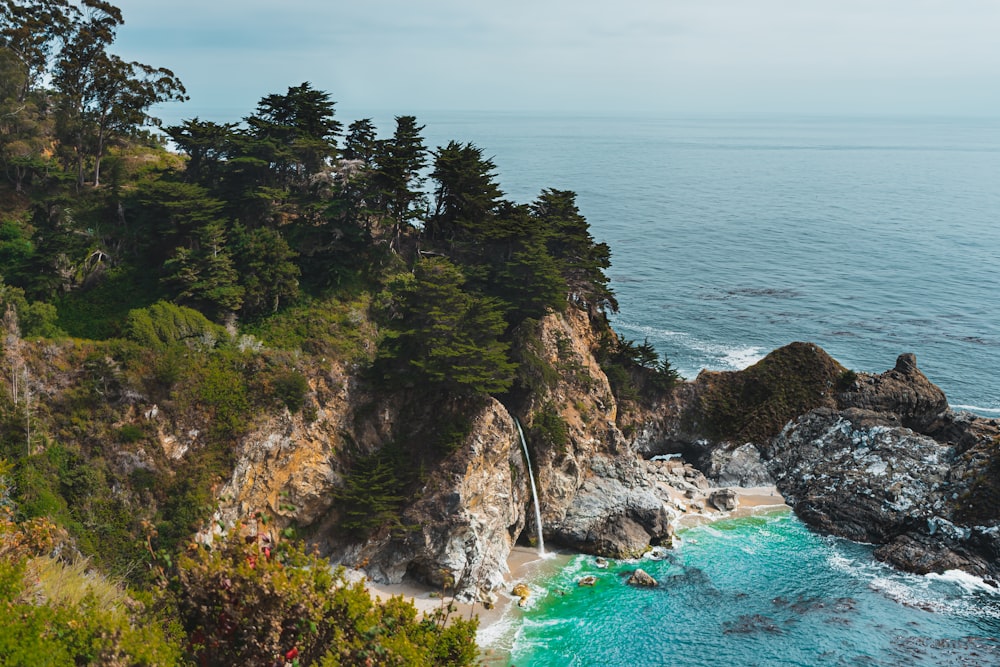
left=379, top=257, right=515, bottom=396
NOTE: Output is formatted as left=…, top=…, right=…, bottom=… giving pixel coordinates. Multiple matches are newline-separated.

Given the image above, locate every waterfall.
left=515, top=418, right=546, bottom=556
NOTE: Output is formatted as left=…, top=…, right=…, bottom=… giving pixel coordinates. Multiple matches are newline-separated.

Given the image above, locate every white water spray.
left=515, top=418, right=546, bottom=556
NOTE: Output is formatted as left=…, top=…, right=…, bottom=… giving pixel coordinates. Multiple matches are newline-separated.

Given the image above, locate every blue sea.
left=410, top=113, right=1000, bottom=665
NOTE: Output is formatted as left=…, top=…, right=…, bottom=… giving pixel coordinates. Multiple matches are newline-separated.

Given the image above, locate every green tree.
left=0, top=0, right=75, bottom=101
left=245, top=81, right=341, bottom=186
left=162, top=219, right=244, bottom=319
left=372, top=115, right=427, bottom=251
left=428, top=140, right=502, bottom=242
left=165, top=117, right=238, bottom=187
left=533, top=188, right=616, bottom=313
left=231, top=225, right=300, bottom=318
left=51, top=0, right=185, bottom=189
left=342, top=117, right=377, bottom=163
left=379, top=257, right=515, bottom=395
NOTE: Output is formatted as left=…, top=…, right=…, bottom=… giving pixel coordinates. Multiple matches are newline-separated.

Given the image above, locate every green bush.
left=116, top=423, right=145, bottom=443
left=836, top=369, right=859, bottom=392
left=173, top=529, right=479, bottom=667
left=125, top=300, right=227, bottom=349
left=0, top=509, right=183, bottom=666
left=271, top=369, right=309, bottom=413
left=531, top=402, right=569, bottom=456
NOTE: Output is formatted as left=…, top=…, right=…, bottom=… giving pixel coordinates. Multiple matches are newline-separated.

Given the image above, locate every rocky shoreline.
left=355, top=484, right=788, bottom=642
left=211, top=305, right=1000, bottom=603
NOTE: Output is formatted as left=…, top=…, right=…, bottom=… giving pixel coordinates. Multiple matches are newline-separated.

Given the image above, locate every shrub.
left=173, top=528, right=479, bottom=667
left=0, top=506, right=183, bottom=666
left=271, top=369, right=309, bottom=413
left=125, top=300, right=227, bottom=349
left=531, top=402, right=569, bottom=456
left=836, top=369, right=858, bottom=392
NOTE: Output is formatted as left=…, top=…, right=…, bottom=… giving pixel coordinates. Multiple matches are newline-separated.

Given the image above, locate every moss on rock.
left=688, top=342, right=845, bottom=444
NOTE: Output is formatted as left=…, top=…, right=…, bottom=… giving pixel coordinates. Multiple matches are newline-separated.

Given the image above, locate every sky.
left=110, top=0, right=1000, bottom=125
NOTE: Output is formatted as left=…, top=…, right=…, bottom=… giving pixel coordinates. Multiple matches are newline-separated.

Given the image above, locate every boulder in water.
left=627, top=568, right=658, bottom=587
left=512, top=582, right=531, bottom=606
left=578, top=575, right=598, bottom=587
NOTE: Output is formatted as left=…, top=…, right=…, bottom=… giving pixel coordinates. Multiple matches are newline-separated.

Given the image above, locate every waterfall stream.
left=514, top=418, right=546, bottom=556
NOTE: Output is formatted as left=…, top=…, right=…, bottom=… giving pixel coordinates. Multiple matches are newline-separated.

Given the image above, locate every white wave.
left=476, top=609, right=517, bottom=648
left=951, top=404, right=1000, bottom=415
left=609, top=319, right=685, bottom=339
left=608, top=316, right=766, bottom=373
left=713, top=344, right=766, bottom=371
left=925, top=569, right=1000, bottom=595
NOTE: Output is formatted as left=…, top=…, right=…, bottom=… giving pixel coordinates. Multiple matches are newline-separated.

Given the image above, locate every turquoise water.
left=404, top=113, right=1000, bottom=663
left=503, top=512, right=1000, bottom=666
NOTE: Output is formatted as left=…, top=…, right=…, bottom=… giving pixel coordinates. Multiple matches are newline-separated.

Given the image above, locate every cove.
left=497, top=510, right=1000, bottom=666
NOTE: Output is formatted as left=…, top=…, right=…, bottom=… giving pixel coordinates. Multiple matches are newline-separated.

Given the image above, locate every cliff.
left=6, top=300, right=997, bottom=602
left=204, top=319, right=1000, bottom=597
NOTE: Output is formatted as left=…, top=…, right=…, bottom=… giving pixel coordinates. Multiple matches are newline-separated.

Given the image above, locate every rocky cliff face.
left=210, top=308, right=1000, bottom=598
left=208, top=307, right=731, bottom=601
left=328, top=400, right=528, bottom=601
left=520, top=308, right=677, bottom=559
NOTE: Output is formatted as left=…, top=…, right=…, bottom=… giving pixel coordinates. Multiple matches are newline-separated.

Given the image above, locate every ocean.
left=410, top=112, right=1000, bottom=665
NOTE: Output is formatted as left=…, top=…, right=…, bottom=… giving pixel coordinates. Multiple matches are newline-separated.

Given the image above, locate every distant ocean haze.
left=413, top=112, right=1000, bottom=415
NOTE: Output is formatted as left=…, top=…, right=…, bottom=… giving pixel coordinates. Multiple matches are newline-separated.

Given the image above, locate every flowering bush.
left=172, top=526, right=479, bottom=667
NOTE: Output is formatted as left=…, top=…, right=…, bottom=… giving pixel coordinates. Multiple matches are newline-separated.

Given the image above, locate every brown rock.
left=710, top=488, right=739, bottom=512
left=627, top=568, right=658, bottom=587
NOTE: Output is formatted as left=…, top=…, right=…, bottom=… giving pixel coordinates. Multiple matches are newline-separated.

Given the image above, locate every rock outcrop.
left=627, top=568, right=658, bottom=587
left=328, top=400, right=528, bottom=600
left=761, top=355, right=1000, bottom=581
left=634, top=347, right=1000, bottom=583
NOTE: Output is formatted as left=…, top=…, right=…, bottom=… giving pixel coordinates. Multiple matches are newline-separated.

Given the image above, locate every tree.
left=164, top=117, right=238, bottom=187
left=161, top=219, right=244, bottom=320
left=428, top=140, right=502, bottom=243
left=231, top=225, right=300, bottom=318
left=0, top=0, right=76, bottom=102
left=379, top=257, right=515, bottom=396
left=342, top=118, right=377, bottom=163
left=244, top=82, right=341, bottom=186
left=372, top=115, right=427, bottom=251
left=129, top=179, right=226, bottom=263
left=86, top=53, right=186, bottom=186
left=0, top=49, right=52, bottom=192
left=533, top=188, right=616, bottom=313
left=51, top=0, right=186, bottom=189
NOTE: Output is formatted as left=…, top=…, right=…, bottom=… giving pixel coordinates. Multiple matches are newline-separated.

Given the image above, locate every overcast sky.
left=111, top=0, right=1000, bottom=125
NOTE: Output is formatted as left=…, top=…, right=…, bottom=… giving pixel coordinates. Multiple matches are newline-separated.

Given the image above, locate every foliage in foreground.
left=170, top=526, right=479, bottom=667
left=0, top=480, right=183, bottom=667
left=1, top=474, right=480, bottom=667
